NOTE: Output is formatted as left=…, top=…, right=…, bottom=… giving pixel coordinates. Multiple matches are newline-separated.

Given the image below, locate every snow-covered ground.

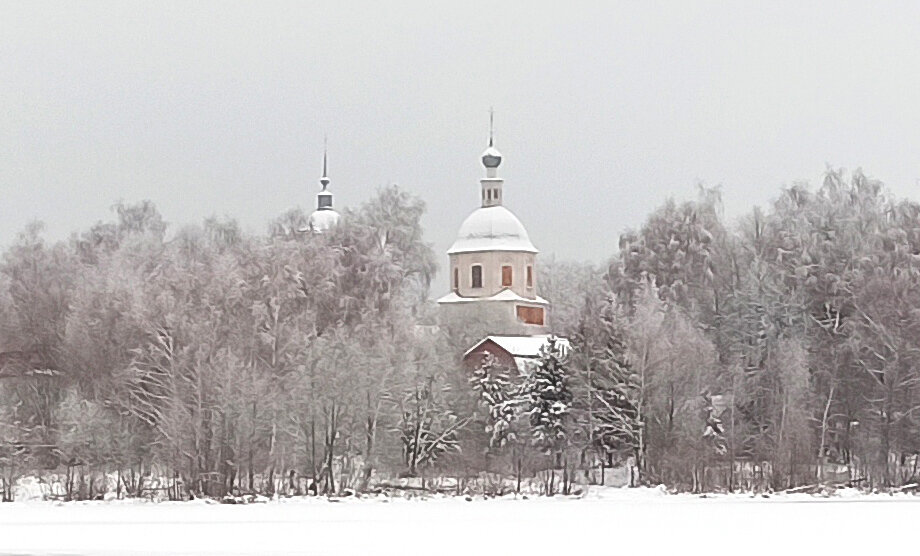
left=1, top=487, right=918, bottom=555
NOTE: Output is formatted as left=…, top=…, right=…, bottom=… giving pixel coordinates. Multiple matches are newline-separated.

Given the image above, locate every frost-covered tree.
left=470, top=352, right=519, bottom=449
left=468, top=351, right=532, bottom=489
left=0, top=222, right=77, bottom=470
left=571, top=293, right=638, bottom=483
left=609, top=186, right=733, bottom=360
left=625, top=282, right=718, bottom=490
left=538, top=257, right=603, bottom=337
left=523, top=336, right=573, bottom=494
left=394, top=372, right=468, bottom=478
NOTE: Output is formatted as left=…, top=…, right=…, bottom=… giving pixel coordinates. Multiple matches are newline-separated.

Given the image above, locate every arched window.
left=526, top=265, right=533, bottom=288
left=501, top=265, right=512, bottom=287
left=453, top=267, right=459, bottom=292
left=471, top=265, right=483, bottom=288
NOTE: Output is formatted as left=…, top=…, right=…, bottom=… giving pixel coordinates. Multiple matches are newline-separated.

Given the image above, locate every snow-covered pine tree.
left=524, top=336, right=572, bottom=494
left=469, top=351, right=520, bottom=449
left=573, top=293, right=639, bottom=476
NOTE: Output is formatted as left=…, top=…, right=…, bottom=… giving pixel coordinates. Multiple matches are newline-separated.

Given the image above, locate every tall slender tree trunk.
left=309, top=416, right=317, bottom=488
left=817, top=383, right=835, bottom=482
left=323, top=402, right=337, bottom=494
left=267, top=420, right=277, bottom=496
left=359, top=388, right=380, bottom=492
left=728, top=373, right=737, bottom=492
left=515, top=445, right=522, bottom=494
left=882, top=390, right=893, bottom=488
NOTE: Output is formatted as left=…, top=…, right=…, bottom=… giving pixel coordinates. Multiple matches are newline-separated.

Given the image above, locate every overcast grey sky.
left=4, top=1, right=920, bottom=284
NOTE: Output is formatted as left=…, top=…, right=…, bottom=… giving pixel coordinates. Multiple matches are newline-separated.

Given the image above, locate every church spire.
left=480, top=110, right=504, bottom=207
left=307, top=138, right=341, bottom=233
left=316, top=138, right=333, bottom=211
left=481, top=110, right=502, bottom=171
left=320, top=136, right=330, bottom=191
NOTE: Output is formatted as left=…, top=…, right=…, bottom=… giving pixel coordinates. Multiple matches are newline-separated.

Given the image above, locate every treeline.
left=2, top=169, right=920, bottom=500
left=0, top=187, right=457, bottom=500
left=539, top=168, right=920, bottom=492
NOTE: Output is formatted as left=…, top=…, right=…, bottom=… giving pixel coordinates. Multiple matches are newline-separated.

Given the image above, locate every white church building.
left=437, top=122, right=563, bottom=369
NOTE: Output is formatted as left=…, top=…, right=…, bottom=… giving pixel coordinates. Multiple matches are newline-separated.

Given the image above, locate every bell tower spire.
left=316, top=136, right=333, bottom=210
left=480, top=109, right=504, bottom=207
left=319, top=135, right=330, bottom=192
left=307, top=137, right=341, bottom=233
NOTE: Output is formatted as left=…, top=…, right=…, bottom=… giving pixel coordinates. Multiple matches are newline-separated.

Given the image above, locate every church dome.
left=308, top=207, right=340, bottom=233
left=481, top=146, right=502, bottom=168
left=448, top=206, right=537, bottom=254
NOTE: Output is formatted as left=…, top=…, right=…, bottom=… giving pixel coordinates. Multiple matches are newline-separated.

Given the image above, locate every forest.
left=2, top=168, right=920, bottom=501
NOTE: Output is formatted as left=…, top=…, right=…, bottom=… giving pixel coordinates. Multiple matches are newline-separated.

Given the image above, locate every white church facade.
left=437, top=122, right=561, bottom=369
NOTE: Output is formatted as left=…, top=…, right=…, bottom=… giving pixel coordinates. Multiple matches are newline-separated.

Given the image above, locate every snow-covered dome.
left=448, top=206, right=537, bottom=254
left=307, top=208, right=340, bottom=233
left=481, top=146, right=502, bottom=168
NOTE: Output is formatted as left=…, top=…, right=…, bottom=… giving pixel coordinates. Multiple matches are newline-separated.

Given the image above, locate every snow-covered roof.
left=436, top=289, right=548, bottom=305
left=464, top=335, right=571, bottom=360
left=447, top=206, right=537, bottom=254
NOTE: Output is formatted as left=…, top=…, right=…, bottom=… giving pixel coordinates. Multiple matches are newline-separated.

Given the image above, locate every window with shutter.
left=516, top=305, right=544, bottom=325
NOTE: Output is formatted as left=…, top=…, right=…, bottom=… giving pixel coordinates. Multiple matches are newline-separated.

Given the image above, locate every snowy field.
left=1, top=487, right=918, bottom=555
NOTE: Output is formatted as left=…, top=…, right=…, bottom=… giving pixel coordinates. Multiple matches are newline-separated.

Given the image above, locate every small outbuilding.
left=462, top=334, right=571, bottom=373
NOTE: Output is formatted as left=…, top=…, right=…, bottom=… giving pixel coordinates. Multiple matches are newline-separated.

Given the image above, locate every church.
left=436, top=121, right=566, bottom=371
left=301, top=120, right=566, bottom=371
left=304, top=147, right=341, bottom=234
